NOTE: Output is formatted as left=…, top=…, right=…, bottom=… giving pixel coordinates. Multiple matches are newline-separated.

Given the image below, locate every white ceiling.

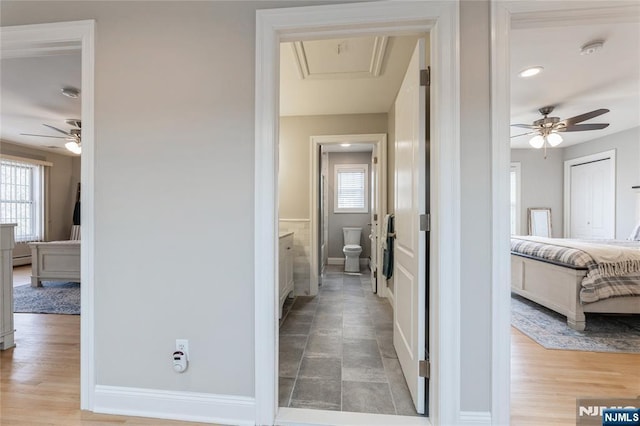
left=510, top=19, right=640, bottom=148
left=0, top=52, right=81, bottom=155
left=2, top=15, right=638, bottom=155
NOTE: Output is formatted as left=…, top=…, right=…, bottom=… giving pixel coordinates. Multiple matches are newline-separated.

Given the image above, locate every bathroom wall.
left=326, top=151, right=372, bottom=261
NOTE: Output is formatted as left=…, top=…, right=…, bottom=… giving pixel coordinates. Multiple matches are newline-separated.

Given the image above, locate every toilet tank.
left=343, top=227, right=362, bottom=246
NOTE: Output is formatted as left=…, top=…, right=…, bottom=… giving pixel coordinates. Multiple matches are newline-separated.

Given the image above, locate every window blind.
left=334, top=164, right=368, bottom=213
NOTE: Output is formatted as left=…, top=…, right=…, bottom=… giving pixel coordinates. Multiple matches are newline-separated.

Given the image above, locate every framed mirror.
left=528, top=207, right=552, bottom=237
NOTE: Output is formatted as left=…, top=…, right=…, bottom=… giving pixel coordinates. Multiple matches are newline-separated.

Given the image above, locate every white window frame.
left=333, top=163, right=369, bottom=213
left=510, top=162, right=522, bottom=235
left=0, top=155, right=50, bottom=242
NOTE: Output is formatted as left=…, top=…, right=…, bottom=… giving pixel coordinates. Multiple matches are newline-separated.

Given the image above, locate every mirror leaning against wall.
left=528, top=207, right=552, bottom=237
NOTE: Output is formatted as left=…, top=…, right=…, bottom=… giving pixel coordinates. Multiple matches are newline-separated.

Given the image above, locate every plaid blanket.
left=511, top=237, right=640, bottom=304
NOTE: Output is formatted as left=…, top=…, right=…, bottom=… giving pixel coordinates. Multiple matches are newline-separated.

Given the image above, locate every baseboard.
left=12, top=256, right=31, bottom=266
left=458, top=411, right=492, bottom=425
left=93, top=385, right=255, bottom=425
left=327, top=257, right=369, bottom=267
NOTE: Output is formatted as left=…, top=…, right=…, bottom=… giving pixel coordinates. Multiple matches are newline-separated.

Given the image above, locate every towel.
left=382, top=214, right=395, bottom=279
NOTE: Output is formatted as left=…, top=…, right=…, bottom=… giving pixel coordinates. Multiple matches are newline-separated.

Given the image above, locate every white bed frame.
left=511, top=253, right=640, bottom=331
left=29, top=241, right=80, bottom=287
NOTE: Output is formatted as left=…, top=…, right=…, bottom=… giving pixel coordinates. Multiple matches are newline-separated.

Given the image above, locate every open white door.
left=393, top=39, right=426, bottom=414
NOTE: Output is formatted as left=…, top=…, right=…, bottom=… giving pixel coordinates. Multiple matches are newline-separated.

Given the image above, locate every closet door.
left=569, top=158, right=614, bottom=239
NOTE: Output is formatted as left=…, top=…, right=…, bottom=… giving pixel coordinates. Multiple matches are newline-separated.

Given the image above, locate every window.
left=510, top=162, right=521, bottom=235
left=0, top=157, right=45, bottom=242
left=334, top=164, right=369, bottom=213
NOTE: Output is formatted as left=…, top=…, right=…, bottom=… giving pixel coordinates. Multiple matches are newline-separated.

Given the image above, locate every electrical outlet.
left=176, top=339, right=189, bottom=360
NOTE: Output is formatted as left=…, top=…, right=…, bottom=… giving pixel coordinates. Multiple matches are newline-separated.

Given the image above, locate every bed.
left=29, top=240, right=80, bottom=287
left=511, top=236, right=640, bottom=330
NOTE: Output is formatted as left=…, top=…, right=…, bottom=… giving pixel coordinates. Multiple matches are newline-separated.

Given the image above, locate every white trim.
left=458, top=411, right=492, bottom=425
left=1, top=20, right=96, bottom=411
left=277, top=407, right=431, bottom=426
left=255, top=2, right=460, bottom=425
left=563, top=149, right=616, bottom=238
left=0, top=154, right=53, bottom=167
left=93, top=385, right=255, bottom=426
left=310, top=133, right=386, bottom=297
left=490, top=3, right=512, bottom=424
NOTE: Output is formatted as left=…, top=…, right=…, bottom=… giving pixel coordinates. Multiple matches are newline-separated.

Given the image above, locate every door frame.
left=255, top=2, right=461, bottom=425
left=309, top=134, right=387, bottom=297
left=563, top=150, right=616, bottom=238
left=0, top=20, right=96, bottom=410
left=491, top=2, right=638, bottom=425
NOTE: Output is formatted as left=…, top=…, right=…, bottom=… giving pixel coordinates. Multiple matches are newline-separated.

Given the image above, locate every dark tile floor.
left=278, top=265, right=420, bottom=416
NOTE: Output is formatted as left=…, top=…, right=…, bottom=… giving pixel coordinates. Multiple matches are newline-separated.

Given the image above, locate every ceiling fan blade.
left=561, top=108, right=609, bottom=125
left=511, top=123, right=538, bottom=129
left=510, top=131, right=537, bottom=138
left=20, top=133, right=66, bottom=139
left=558, top=123, right=610, bottom=132
left=42, top=124, right=71, bottom=136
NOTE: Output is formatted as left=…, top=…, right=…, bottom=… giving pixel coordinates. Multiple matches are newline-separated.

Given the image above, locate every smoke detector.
left=580, top=40, right=604, bottom=56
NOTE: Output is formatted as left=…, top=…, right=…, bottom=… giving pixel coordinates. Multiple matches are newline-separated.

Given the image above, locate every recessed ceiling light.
left=341, top=143, right=351, bottom=147
left=61, top=87, right=80, bottom=98
left=518, top=66, right=544, bottom=78
left=580, top=40, right=604, bottom=56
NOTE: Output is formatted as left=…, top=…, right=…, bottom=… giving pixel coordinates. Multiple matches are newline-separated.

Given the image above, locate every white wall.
left=459, top=0, right=491, bottom=411
left=1, top=0, right=501, bottom=419
left=279, top=113, right=388, bottom=219
left=563, top=126, right=640, bottom=238
left=510, top=148, right=564, bottom=237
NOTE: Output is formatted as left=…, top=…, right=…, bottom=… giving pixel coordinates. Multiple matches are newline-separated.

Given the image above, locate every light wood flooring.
left=3, top=266, right=639, bottom=425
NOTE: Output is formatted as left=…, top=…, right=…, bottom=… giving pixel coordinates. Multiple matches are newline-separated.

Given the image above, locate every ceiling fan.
left=21, top=119, right=82, bottom=154
left=511, top=106, right=609, bottom=153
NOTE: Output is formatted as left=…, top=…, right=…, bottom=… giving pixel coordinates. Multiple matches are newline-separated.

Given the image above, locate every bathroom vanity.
left=279, top=232, right=294, bottom=318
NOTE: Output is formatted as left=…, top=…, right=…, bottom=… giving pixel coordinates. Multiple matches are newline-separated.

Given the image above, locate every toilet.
left=342, top=227, right=363, bottom=273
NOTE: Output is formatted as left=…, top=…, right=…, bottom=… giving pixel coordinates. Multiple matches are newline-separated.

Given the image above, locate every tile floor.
left=278, top=265, right=420, bottom=416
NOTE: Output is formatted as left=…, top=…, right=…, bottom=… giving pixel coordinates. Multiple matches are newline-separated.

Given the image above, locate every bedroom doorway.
left=0, top=20, right=95, bottom=410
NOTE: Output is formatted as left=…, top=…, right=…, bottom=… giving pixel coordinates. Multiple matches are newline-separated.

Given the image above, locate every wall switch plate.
left=176, top=339, right=189, bottom=360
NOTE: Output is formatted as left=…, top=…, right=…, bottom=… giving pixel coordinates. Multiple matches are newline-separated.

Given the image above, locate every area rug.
left=13, top=282, right=80, bottom=315
left=511, top=294, right=640, bottom=353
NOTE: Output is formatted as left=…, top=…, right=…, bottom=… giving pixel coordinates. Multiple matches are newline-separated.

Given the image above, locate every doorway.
left=0, top=20, right=96, bottom=409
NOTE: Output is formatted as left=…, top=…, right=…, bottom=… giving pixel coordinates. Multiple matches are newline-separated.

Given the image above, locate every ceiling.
left=1, top=13, right=638, bottom=155
left=0, top=52, right=81, bottom=155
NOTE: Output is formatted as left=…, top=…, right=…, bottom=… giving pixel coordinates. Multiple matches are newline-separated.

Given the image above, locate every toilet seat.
left=344, top=244, right=361, bottom=252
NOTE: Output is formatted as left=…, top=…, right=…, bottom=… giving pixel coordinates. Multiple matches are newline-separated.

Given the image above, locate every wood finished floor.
left=2, top=266, right=639, bottom=425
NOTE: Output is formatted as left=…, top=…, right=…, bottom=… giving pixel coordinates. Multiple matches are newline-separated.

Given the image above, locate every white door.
left=370, top=146, right=379, bottom=292
left=570, top=158, right=614, bottom=239
left=393, top=39, right=426, bottom=414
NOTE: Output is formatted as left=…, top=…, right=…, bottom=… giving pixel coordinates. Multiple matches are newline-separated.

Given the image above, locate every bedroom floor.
left=278, top=265, right=420, bottom=416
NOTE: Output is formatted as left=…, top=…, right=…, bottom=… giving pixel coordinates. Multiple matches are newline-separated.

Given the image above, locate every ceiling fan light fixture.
left=547, top=132, right=563, bottom=147
left=529, top=135, right=545, bottom=149
left=61, top=87, right=80, bottom=99
left=65, top=141, right=82, bottom=154
left=518, top=66, right=543, bottom=78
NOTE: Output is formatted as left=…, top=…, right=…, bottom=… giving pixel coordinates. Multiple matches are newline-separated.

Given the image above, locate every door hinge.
left=420, top=67, right=430, bottom=87
left=419, top=359, right=430, bottom=378
left=373, top=213, right=378, bottom=221
left=419, top=213, right=430, bottom=232
left=373, top=270, right=377, bottom=279
left=373, top=156, right=378, bottom=164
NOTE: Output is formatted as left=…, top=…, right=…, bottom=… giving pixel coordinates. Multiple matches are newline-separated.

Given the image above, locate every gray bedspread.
left=511, top=237, right=640, bottom=304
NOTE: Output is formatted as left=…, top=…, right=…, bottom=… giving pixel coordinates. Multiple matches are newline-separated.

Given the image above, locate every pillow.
left=629, top=222, right=640, bottom=241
